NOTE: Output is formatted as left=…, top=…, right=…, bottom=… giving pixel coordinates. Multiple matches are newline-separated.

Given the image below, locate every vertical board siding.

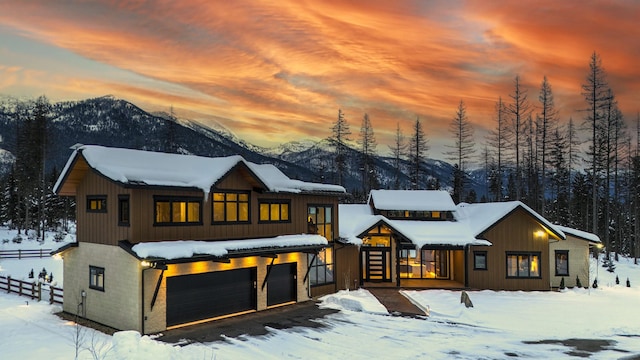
left=467, top=208, right=555, bottom=291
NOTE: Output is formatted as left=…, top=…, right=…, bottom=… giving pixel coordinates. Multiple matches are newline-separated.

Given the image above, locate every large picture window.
left=87, top=195, right=107, bottom=213
left=308, top=205, right=335, bottom=286
left=259, top=200, right=290, bottom=223
left=506, top=252, right=541, bottom=278
left=212, top=192, right=250, bottom=223
left=555, top=250, right=569, bottom=276
left=154, top=196, right=202, bottom=225
left=399, top=249, right=450, bottom=279
left=89, top=266, right=104, bottom=291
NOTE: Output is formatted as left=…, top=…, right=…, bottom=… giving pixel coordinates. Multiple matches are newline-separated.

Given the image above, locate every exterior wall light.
left=534, top=230, right=545, bottom=238
left=141, top=260, right=152, bottom=268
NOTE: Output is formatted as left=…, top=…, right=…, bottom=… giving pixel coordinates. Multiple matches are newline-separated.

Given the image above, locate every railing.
left=0, top=275, right=63, bottom=305
left=0, top=249, right=53, bottom=259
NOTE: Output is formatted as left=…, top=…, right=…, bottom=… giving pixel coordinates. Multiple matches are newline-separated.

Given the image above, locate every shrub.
left=559, top=277, right=565, bottom=290
left=12, top=235, right=22, bottom=244
left=575, top=275, right=582, bottom=288
left=53, top=231, right=66, bottom=242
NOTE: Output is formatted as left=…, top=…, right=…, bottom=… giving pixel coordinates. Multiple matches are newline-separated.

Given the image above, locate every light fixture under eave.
left=534, top=230, right=546, bottom=238
left=141, top=260, right=152, bottom=268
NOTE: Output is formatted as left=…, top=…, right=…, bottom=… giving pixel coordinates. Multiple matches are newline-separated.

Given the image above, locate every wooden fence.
left=0, top=249, right=53, bottom=259
left=0, top=275, right=63, bottom=305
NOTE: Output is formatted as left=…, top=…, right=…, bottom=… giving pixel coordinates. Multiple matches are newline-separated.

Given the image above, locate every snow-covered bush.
left=12, top=234, right=22, bottom=244
left=53, top=231, right=66, bottom=242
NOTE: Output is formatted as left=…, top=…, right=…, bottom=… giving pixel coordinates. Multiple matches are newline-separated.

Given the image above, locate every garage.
left=267, top=262, right=297, bottom=307
left=166, top=267, right=257, bottom=327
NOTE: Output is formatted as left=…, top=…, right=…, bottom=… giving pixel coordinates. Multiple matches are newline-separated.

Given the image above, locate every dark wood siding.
left=467, top=208, right=557, bottom=290
left=76, top=170, right=131, bottom=246
left=75, top=161, right=340, bottom=245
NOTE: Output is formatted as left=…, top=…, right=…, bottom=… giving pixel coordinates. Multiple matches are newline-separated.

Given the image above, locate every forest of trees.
left=329, top=52, right=640, bottom=261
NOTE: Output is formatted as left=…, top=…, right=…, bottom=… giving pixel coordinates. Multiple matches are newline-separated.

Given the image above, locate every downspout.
left=464, top=245, right=469, bottom=288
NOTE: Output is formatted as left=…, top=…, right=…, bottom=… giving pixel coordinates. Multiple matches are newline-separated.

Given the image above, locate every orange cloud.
left=0, top=0, right=638, bottom=158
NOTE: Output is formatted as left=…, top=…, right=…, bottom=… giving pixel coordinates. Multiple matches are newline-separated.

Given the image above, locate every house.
left=339, top=190, right=582, bottom=291
left=53, top=145, right=346, bottom=334
left=550, top=225, right=601, bottom=288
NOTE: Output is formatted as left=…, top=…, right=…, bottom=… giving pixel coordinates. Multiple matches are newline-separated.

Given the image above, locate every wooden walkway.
left=367, top=288, right=428, bottom=317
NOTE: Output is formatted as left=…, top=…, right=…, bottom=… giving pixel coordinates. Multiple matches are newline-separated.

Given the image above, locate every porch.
left=363, top=279, right=465, bottom=290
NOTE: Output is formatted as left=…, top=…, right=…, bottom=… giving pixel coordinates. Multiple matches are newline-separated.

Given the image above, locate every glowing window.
left=506, top=252, right=541, bottom=278
left=212, top=191, right=250, bottom=223
left=154, top=197, right=202, bottom=225
left=259, top=200, right=290, bottom=223
left=86, top=195, right=107, bottom=213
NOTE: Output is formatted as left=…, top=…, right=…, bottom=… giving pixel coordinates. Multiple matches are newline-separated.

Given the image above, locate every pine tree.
left=506, top=75, right=532, bottom=201
left=389, top=123, right=406, bottom=190
left=329, top=109, right=351, bottom=187
left=357, top=113, right=377, bottom=197
left=407, top=117, right=428, bottom=189
left=486, top=97, right=509, bottom=201
left=537, top=76, right=559, bottom=216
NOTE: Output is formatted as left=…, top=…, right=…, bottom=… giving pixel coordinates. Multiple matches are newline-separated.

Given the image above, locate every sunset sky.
left=1, top=1, right=639, bottom=160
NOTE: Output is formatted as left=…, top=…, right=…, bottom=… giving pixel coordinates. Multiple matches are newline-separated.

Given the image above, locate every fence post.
left=7, top=276, right=10, bottom=293
left=18, top=249, right=21, bottom=260
left=38, top=282, right=42, bottom=302
left=19, top=279, right=23, bottom=297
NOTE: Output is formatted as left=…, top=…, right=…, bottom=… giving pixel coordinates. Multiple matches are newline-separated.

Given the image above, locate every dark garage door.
left=267, top=262, right=297, bottom=306
left=166, top=267, right=257, bottom=327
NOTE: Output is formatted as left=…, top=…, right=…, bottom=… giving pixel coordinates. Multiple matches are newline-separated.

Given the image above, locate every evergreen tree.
left=486, top=97, right=509, bottom=201
left=506, top=75, right=532, bottom=201
left=357, top=113, right=378, bottom=197
left=389, top=123, right=406, bottom=189
left=537, top=76, right=559, bottom=216
left=407, top=117, right=428, bottom=189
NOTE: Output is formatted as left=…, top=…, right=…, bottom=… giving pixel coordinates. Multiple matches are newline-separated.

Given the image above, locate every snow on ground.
left=1, top=227, right=639, bottom=359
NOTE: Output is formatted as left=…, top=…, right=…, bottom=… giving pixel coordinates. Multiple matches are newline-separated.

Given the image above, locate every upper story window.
left=212, top=191, right=250, bottom=223
left=118, top=195, right=130, bottom=226
left=307, top=205, right=333, bottom=241
left=382, top=210, right=450, bottom=220
left=87, top=195, right=107, bottom=213
left=259, top=199, right=290, bottom=223
left=154, top=196, right=202, bottom=225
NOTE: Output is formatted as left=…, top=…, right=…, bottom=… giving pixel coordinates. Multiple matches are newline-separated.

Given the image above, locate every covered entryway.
left=266, top=262, right=297, bottom=306
left=166, top=267, right=257, bottom=327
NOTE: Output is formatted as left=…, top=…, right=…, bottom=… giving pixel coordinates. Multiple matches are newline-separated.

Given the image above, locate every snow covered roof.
left=338, top=204, right=491, bottom=248
left=54, top=145, right=345, bottom=195
left=368, top=190, right=457, bottom=211
left=130, top=234, right=328, bottom=261
left=555, top=225, right=601, bottom=243
left=456, top=201, right=565, bottom=240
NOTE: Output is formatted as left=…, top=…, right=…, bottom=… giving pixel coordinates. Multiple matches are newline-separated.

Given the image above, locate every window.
left=308, top=205, right=335, bottom=286
left=212, top=192, right=250, bottom=223
left=506, top=252, right=541, bottom=278
left=87, top=195, right=107, bottom=213
left=555, top=250, right=569, bottom=276
left=89, top=266, right=104, bottom=291
left=154, top=196, right=202, bottom=225
left=118, top=195, right=130, bottom=226
left=474, top=251, right=488, bottom=270
left=399, top=249, right=450, bottom=279
left=259, top=200, right=290, bottom=223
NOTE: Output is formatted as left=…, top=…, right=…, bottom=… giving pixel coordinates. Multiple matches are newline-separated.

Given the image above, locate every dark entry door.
left=166, top=267, right=257, bottom=327
left=267, top=262, right=297, bottom=306
left=362, top=247, right=391, bottom=282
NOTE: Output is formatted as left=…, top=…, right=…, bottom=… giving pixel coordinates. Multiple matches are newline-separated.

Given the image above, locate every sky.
left=1, top=1, right=639, bottom=159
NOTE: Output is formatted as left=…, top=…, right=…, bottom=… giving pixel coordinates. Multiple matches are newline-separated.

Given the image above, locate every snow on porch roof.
left=130, top=234, right=328, bottom=261
left=555, top=225, right=601, bottom=243
left=368, top=190, right=457, bottom=211
left=54, top=145, right=346, bottom=195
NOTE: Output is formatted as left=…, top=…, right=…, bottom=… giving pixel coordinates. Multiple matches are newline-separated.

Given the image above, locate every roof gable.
left=54, top=145, right=346, bottom=196
left=368, top=190, right=457, bottom=211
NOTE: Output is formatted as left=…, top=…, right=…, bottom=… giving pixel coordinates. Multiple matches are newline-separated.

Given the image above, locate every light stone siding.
left=62, top=243, right=142, bottom=331
left=144, top=252, right=310, bottom=333
left=549, top=237, right=591, bottom=288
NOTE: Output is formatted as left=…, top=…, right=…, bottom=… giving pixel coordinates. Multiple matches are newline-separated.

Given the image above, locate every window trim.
left=555, top=250, right=569, bottom=276
left=505, top=252, right=542, bottom=279
left=211, top=190, right=251, bottom=224
left=153, top=196, right=203, bottom=226
left=86, top=195, right=107, bottom=213
left=118, top=194, right=130, bottom=227
left=473, top=251, right=488, bottom=270
left=258, top=199, right=291, bottom=223
left=89, top=265, right=105, bottom=291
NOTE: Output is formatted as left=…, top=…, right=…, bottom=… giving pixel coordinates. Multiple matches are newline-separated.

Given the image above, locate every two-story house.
left=53, top=145, right=346, bottom=334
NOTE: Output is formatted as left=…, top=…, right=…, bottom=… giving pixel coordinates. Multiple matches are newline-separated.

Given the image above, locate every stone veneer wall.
left=62, top=243, right=142, bottom=332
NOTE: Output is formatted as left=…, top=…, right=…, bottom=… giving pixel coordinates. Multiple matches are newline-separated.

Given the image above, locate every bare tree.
left=537, top=76, right=559, bottom=216
left=389, top=122, right=406, bottom=189
left=446, top=100, right=476, bottom=203
left=486, top=97, right=509, bottom=201
left=506, top=75, right=532, bottom=201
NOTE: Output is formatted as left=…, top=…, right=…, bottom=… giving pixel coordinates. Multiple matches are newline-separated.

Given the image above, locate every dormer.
left=368, top=190, right=457, bottom=221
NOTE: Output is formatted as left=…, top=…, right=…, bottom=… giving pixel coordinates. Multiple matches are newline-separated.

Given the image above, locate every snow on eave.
left=555, top=225, right=601, bottom=243
left=131, top=234, right=328, bottom=260
left=53, top=146, right=82, bottom=194
left=368, top=190, right=457, bottom=212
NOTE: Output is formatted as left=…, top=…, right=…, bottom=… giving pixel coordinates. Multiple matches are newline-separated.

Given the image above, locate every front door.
left=362, top=247, right=392, bottom=282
